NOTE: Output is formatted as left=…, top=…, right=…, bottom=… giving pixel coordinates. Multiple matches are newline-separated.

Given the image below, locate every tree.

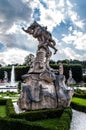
left=24, top=54, right=35, bottom=66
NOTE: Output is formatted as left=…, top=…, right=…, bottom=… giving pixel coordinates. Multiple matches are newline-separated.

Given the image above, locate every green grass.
left=33, top=118, right=59, bottom=129
left=72, top=97, right=86, bottom=106
left=0, top=105, right=7, bottom=117
left=0, top=93, right=19, bottom=102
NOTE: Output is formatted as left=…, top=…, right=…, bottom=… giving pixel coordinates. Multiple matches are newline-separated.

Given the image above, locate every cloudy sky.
left=0, top=0, right=86, bottom=65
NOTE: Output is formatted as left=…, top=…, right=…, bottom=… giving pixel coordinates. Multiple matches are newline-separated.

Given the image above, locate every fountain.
left=10, top=66, right=16, bottom=86
left=0, top=66, right=17, bottom=92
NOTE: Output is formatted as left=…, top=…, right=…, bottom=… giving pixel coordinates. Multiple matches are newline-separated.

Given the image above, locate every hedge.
left=6, top=99, right=16, bottom=116
left=0, top=98, right=7, bottom=105
left=0, top=107, right=72, bottom=130
left=71, top=102, right=86, bottom=113
left=74, top=92, right=86, bottom=99
left=0, top=98, right=72, bottom=130
left=0, top=64, right=82, bottom=82
left=0, top=66, right=29, bottom=81
left=10, top=108, right=63, bottom=121
left=56, top=107, right=72, bottom=130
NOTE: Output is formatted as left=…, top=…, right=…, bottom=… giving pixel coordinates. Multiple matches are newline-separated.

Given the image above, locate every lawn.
left=72, top=97, right=86, bottom=106
left=0, top=105, right=7, bottom=117
left=33, top=118, right=59, bottom=129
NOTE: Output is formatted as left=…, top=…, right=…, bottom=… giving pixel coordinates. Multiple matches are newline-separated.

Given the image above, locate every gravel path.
left=70, top=109, right=86, bottom=130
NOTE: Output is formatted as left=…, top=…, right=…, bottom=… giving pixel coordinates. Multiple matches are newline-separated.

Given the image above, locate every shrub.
left=10, top=108, right=63, bottom=121
left=71, top=102, right=86, bottom=113
left=0, top=98, right=7, bottom=105
left=6, top=99, right=16, bottom=117
left=0, top=107, right=72, bottom=130
left=55, top=107, right=72, bottom=130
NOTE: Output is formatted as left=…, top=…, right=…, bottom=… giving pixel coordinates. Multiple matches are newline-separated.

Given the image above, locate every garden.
left=0, top=88, right=86, bottom=130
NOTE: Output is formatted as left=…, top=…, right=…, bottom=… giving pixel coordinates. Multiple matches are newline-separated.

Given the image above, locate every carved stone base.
left=18, top=73, right=57, bottom=110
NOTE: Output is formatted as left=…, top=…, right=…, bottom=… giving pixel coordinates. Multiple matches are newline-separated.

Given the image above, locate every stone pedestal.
left=18, top=73, right=57, bottom=110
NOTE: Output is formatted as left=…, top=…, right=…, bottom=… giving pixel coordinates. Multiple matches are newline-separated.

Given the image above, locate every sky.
left=0, top=0, right=86, bottom=65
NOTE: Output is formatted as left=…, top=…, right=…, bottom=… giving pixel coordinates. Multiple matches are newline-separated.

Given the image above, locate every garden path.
left=70, top=109, right=86, bottom=130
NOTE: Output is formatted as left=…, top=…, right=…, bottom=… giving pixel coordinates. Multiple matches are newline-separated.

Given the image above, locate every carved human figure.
left=58, top=63, right=63, bottom=75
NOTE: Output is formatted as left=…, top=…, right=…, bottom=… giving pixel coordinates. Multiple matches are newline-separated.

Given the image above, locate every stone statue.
left=3, top=71, right=8, bottom=83
left=67, top=69, right=76, bottom=85
left=55, top=63, right=74, bottom=107
left=22, top=21, right=57, bottom=73
left=18, top=21, right=74, bottom=110
left=22, top=21, right=57, bottom=54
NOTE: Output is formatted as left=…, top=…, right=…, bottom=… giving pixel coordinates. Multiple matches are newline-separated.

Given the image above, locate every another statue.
left=67, top=69, right=76, bottom=85
left=3, top=71, right=8, bottom=83
left=55, top=63, right=74, bottom=107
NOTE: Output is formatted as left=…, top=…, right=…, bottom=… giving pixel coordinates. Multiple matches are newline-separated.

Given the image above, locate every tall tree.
left=24, top=54, right=35, bottom=67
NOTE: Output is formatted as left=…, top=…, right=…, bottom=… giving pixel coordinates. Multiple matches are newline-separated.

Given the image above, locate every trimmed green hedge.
left=71, top=102, right=86, bottom=113
left=0, top=98, right=16, bottom=117
left=10, top=108, right=63, bottom=121
left=0, top=107, right=72, bottom=130
left=0, top=98, right=72, bottom=130
left=0, top=98, right=7, bottom=105
left=6, top=99, right=16, bottom=116
left=74, top=92, right=86, bottom=99
left=0, top=64, right=82, bottom=82
left=56, top=107, right=72, bottom=130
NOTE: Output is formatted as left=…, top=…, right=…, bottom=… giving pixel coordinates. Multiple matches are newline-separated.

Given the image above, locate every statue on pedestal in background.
left=3, top=71, right=8, bottom=83
left=67, top=69, right=76, bottom=85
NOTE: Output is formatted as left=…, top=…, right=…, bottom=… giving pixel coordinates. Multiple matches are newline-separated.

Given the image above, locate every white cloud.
left=6, top=23, right=18, bottom=34
left=0, top=0, right=85, bottom=65
left=66, top=0, right=84, bottom=29
left=62, top=30, right=86, bottom=51
left=0, top=48, right=29, bottom=65
left=62, top=34, right=77, bottom=44
left=74, top=33, right=86, bottom=50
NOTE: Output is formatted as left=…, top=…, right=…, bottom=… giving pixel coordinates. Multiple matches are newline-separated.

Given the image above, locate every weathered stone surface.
left=18, top=22, right=74, bottom=110
left=67, top=69, right=76, bottom=85
left=18, top=74, right=57, bottom=110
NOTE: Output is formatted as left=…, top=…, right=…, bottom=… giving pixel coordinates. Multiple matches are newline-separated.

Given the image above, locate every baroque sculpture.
left=18, top=21, right=74, bottom=110
left=67, top=69, right=76, bottom=85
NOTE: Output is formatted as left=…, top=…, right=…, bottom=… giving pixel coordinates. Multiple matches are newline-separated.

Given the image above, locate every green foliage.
left=33, top=118, right=60, bottom=129
left=0, top=66, right=29, bottom=81
left=71, top=97, right=86, bottom=113
left=17, top=81, right=22, bottom=93
left=0, top=107, right=72, bottom=130
left=6, top=99, right=16, bottom=117
left=72, top=97, right=86, bottom=106
left=0, top=98, right=7, bottom=105
left=50, top=64, right=82, bottom=82
left=0, top=106, right=6, bottom=117
left=0, top=63, right=82, bottom=82
left=56, top=107, right=72, bottom=130
left=74, top=89, right=86, bottom=99
left=11, top=108, right=63, bottom=121
left=24, top=54, right=34, bottom=66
